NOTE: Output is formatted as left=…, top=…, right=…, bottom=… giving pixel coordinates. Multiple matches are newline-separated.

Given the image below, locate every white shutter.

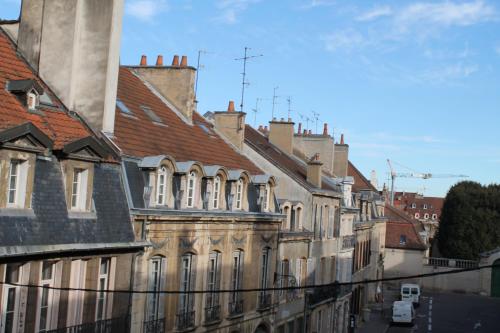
left=307, top=258, right=316, bottom=286
left=50, top=261, right=63, bottom=329
left=106, top=257, right=117, bottom=319
left=158, top=258, right=167, bottom=318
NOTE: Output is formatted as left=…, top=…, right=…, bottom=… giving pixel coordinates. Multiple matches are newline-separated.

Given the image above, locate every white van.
left=401, top=283, right=420, bottom=305
left=392, top=301, right=415, bottom=325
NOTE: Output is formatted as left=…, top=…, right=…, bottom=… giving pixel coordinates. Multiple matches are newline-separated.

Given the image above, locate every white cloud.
left=356, top=5, right=392, bottom=22
left=323, top=29, right=365, bottom=52
left=125, top=0, right=168, bottom=21
left=395, top=0, right=496, bottom=30
left=214, top=0, right=261, bottom=24
left=419, top=63, right=479, bottom=83
left=299, top=0, right=336, bottom=10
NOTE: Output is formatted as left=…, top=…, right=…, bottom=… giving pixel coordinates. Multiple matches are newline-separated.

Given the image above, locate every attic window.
left=27, top=90, right=39, bottom=110
left=117, top=99, right=133, bottom=115
left=197, top=122, right=214, bottom=135
left=140, top=106, right=163, bottom=124
left=400, top=235, right=407, bottom=245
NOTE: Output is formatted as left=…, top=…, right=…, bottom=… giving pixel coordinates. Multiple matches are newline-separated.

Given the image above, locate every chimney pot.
left=297, top=123, right=302, bottom=135
left=180, top=55, right=188, bottom=67
left=156, top=55, right=163, bottom=66
left=308, top=130, right=312, bottom=135
left=303, top=129, right=307, bottom=136
left=323, top=123, right=328, bottom=135
left=258, top=125, right=263, bottom=131
left=288, top=118, right=292, bottom=122
left=227, top=100, right=235, bottom=112
left=140, top=55, right=147, bottom=66
left=340, top=133, right=345, bottom=145
left=172, top=55, right=180, bottom=66
left=264, top=125, right=268, bottom=132
left=280, top=117, right=285, bottom=122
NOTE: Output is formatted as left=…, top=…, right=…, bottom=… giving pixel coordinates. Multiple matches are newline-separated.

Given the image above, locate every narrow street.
left=387, top=292, right=500, bottom=333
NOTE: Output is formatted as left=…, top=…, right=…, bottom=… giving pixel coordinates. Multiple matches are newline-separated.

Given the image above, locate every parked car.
left=401, top=283, right=421, bottom=305
left=392, top=301, right=416, bottom=325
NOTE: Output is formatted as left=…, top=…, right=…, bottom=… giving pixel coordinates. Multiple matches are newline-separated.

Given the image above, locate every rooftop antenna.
left=235, top=47, right=263, bottom=112
left=298, top=112, right=311, bottom=130
left=286, top=96, right=293, bottom=119
left=251, top=98, right=264, bottom=127
left=195, top=49, right=209, bottom=98
left=272, top=86, right=280, bottom=119
left=312, top=110, right=320, bottom=134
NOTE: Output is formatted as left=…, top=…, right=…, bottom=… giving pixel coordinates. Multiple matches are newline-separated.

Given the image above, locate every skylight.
left=140, top=106, right=163, bottom=124
left=117, top=99, right=133, bottom=115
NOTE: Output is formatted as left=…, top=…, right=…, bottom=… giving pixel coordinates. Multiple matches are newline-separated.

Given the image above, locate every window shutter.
left=295, top=259, right=302, bottom=286
left=215, top=253, right=222, bottom=304
left=189, top=255, right=197, bottom=311
left=239, top=251, right=244, bottom=290
left=50, top=261, right=63, bottom=329
left=307, top=258, right=315, bottom=286
left=201, top=179, right=208, bottom=209
left=106, top=257, right=117, bottom=319
left=146, top=260, right=155, bottom=320
left=158, top=258, right=167, bottom=318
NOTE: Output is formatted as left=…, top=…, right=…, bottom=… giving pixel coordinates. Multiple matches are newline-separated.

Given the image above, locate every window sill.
left=68, top=210, right=97, bottom=220
left=0, top=208, right=35, bottom=218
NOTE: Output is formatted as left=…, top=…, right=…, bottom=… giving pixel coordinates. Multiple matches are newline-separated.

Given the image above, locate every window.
left=295, top=258, right=306, bottom=287
left=27, top=90, right=39, bottom=110
left=96, top=258, right=111, bottom=321
left=179, top=254, right=195, bottom=314
left=212, top=176, right=221, bottom=209
left=2, top=264, right=22, bottom=333
left=116, top=99, right=133, bottom=115
left=147, top=257, right=166, bottom=322
left=424, top=213, right=430, bottom=219
left=400, top=235, right=407, bottom=245
left=186, top=171, right=197, bottom=208
left=290, top=207, right=296, bottom=231
left=206, top=252, right=221, bottom=309
left=278, top=259, right=290, bottom=298
left=156, top=166, right=168, bottom=205
left=230, top=250, right=244, bottom=304
left=7, top=159, right=28, bottom=208
left=141, top=106, right=163, bottom=124
left=415, top=213, right=420, bottom=219
left=423, top=204, right=428, bottom=209
left=411, top=203, right=416, bottom=209
left=262, top=184, right=270, bottom=211
left=235, top=179, right=243, bottom=209
left=67, top=260, right=87, bottom=327
left=432, top=214, right=437, bottom=220
left=259, top=247, right=271, bottom=300
left=70, top=168, right=88, bottom=211
left=327, top=206, right=334, bottom=239
left=37, top=261, right=56, bottom=333
left=296, top=207, right=302, bottom=230
left=316, top=309, right=323, bottom=333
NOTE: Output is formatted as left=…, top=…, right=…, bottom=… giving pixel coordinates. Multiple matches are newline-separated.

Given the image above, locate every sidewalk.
left=355, top=305, right=390, bottom=333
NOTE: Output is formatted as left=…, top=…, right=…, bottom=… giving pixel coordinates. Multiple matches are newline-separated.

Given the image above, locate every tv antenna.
left=235, top=47, right=263, bottom=112
left=195, top=49, right=209, bottom=98
left=286, top=96, right=293, bottom=119
left=272, top=86, right=280, bottom=119
left=298, top=112, right=311, bottom=130
left=312, top=110, right=320, bottom=134
left=251, top=97, right=266, bottom=127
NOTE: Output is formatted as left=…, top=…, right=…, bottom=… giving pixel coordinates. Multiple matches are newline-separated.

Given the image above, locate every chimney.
left=140, top=55, right=147, bottom=66
left=297, top=122, right=302, bottom=135
left=323, top=123, right=328, bottom=136
left=212, top=100, right=246, bottom=150
left=16, top=0, right=124, bottom=135
left=131, top=54, right=196, bottom=121
left=307, top=153, right=323, bottom=188
left=268, top=118, right=295, bottom=155
left=264, top=126, right=268, bottom=134
left=156, top=55, right=163, bottom=66
left=308, top=130, right=312, bottom=135
left=334, top=133, right=349, bottom=177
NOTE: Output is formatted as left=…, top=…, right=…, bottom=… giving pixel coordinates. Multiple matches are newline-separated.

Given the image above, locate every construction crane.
left=387, top=159, right=468, bottom=205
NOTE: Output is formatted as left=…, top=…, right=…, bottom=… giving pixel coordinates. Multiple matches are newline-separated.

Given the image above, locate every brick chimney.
left=16, top=0, right=124, bottom=135
left=307, top=153, right=323, bottom=188
left=334, top=133, right=349, bottom=177
left=268, top=118, right=295, bottom=155
left=212, top=101, right=246, bottom=150
left=131, top=54, right=196, bottom=122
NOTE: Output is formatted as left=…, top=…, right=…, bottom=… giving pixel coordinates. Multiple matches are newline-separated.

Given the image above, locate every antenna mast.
left=312, top=111, right=320, bottom=134
left=287, top=96, right=292, bottom=119
left=195, top=49, right=208, bottom=98
left=272, top=86, right=279, bottom=119
left=252, top=98, right=263, bottom=127
left=235, top=47, right=263, bottom=112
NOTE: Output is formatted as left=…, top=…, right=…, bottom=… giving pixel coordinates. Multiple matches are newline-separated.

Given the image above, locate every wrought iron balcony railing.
left=257, top=293, right=272, bottom=310
left=143, top=318, right=165, bottom=333
left=342, top=235, right=356, bottom=250
left=176, top=311, right=195, bottom=331
left=204, top=305, right=221, bottom=324
left=308, top=282, right=352, bottom=307
left=228, top=299, right=244, bottom=317
left=46, top=316, right=128, bottom=333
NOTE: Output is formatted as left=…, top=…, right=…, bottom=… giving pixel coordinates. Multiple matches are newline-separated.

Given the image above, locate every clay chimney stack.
left=172, top=55, right=180, bottom=66
left=297, top=122, right=302, bottom=135
left=140, top=55, right=147, bottom=66
left=340, top=133, right=345, bottom=145
left=227, top=100, right=235, bottom=112
left=323, top=123, right=328, bottom=136
left=156, top=55, right=163, bottom=66
left=334, top=133, right=349, bottom=177
left=180, top=55, right=188, bottom=67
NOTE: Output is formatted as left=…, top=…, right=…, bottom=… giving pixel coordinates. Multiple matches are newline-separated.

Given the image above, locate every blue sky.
left=2, top=0, right=500, bottom=197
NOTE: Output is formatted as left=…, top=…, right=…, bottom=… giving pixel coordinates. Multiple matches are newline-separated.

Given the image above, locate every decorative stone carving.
left=179, top=237, right=198, bottom=249
left=261, top=234, right=274, bottom=244
left=232, top=235, right=247, bottom=246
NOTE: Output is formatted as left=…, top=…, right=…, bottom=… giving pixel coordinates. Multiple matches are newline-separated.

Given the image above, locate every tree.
left=437, top=181, right=500, bottom=260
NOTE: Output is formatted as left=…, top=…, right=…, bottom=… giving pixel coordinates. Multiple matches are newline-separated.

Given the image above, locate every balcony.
left=204, top=305, right=221, bottom=324
left=144, top=318, right=165, bottom=333
left=46, top=317, right=128, bottom=333
left=308, top=283, right=352, bottom=307
left=279, top=228, right=314, bottom=240
left=257, top=293, right=272, bottom=311
left=228, top=299, right=244, bottom=318
left=342, top=235, right=356, bottom=250
left=176, top=311, right=195, bottom=331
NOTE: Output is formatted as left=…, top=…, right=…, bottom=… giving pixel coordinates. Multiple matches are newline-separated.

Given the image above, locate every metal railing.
left=176, top=311, right=195, bottom=331
left=143, top=318, right=165, bottom=333
left=46, top=317, right=128, bottom=333
left=204, top=305, right=221, bottom=323
left=426, top=257, right=478, bottom=269
left=342, top=235, right=356, bottom=250
left=257, top=293, right=272, bottom=310
left=308, top=283, right=352, bottom=307
left=228, top=299, right=244, bottom=317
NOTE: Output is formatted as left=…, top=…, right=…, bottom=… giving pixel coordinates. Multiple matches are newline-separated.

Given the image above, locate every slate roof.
left=348, top=162, right=378, bottom=193
left=244, top=125, right=339, bottom=192
left=113, top=67, right=261, bottom=174
left=385, top=205, right=427, bottom=251
left=0, top=29, right=92, bottom=149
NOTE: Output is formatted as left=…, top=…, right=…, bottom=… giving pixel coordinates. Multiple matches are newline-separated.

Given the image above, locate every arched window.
left=415, top=213, right=420, bottom=219
left=235, top=179, right=243, bottom=210
left=262, top=184, right=271, bottom=211
left=424, top=213, right=429, bottom=219
left=186, top=171, right=197, bottom=208
left=179, top=253, right=195, bottom=320
left=283, top=206, right=290, bottom=229
left=156, top=166, right=168, bottom=205
left=212, top=176, right=221, bottom=209
left=230, top=250, right=244, bottom=315
left=296, top=207, right=302, bottom=230
left=147, top=256, right=166, bottom=322
left=206, top=251, right=221, bottom=318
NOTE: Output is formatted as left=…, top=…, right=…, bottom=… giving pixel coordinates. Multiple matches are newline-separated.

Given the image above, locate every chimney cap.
left=172, top=55, right=180, bottom=66
left=308, top=153, right=323, bottom=165
left=180, top=55, right=188, bottom=67
left=297, top=122, right=302, bottom=135
left=156, top=55, right=163, bottom=66
left=140, top=55, right=147, bottom=66
left=227, top=100, right=235, bottom=112
left=340, top=133, right=345, bottom=145
left=323, top=123, right=328, bottom=136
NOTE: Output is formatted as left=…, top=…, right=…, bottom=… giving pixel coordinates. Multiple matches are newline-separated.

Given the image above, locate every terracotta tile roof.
left=244, top=125, right=338, bottom=192
left=393, top=192, right=443, bottom=220
left=385, top=204, right=427, bottom=250
left=113, top=67, right=261, bottom=174
left=0, top=29, right=91, bottom=149
left=348, top=161, right=378, bottom=192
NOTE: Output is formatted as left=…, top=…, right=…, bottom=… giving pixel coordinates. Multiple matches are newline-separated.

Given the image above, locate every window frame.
left=212, top=176, right=221, bottom=209
left=70, top=168, right=89, bottom=211
left=179, top=253, right=195, bottom=314
left=1, top=264, right=22, bottom=333
left=95, top=258, right=111, bottom=321
left=146, top=256, right=166, bottom=322
left=230, top=250, right=244, bottom=304
left=186, top=171, right=197, bottom=208
left=235, top=179, right=244, bottom=210
left=156, top=166, right=169, bottom=206
left=36, top=261, right=56, bottom=333
left=206, top=251, right=221, bottom=309
left=262, top=184, right=271, bottom=212
left=6, top=159, right=29, bottom=208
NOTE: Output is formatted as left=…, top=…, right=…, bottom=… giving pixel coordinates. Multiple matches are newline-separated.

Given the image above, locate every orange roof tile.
left=113, top=67, right=262, bottom=174
left=385, top=204, right=427, bottom=250
left=348, top=161, right=378, bottom=192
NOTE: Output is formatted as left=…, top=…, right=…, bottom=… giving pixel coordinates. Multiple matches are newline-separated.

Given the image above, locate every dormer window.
left=7, top=159, right=28, bottom=207
left=27, top=90, right=39, bottom=111
left=411, top=203, right=416, bottom=209
left=156, top=166, right=168, bottom=205
left=263, top=184, right=270, bottom=212
left=70, top=168, right=88, bottom=211
left=432, top=214, right=437, bottom=220
left=400, top=235, right=407, bottom=245
left=235, top=179, right=243, bottom=210
left=6, top=79, right=43, bottom=111
left=186, top=171, right=197, bottom=208
left=212, top=176, right=221, bottom=209
left=423, top=204, right=428, bottom=209
left=414, top=213, right=420, bottom=219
